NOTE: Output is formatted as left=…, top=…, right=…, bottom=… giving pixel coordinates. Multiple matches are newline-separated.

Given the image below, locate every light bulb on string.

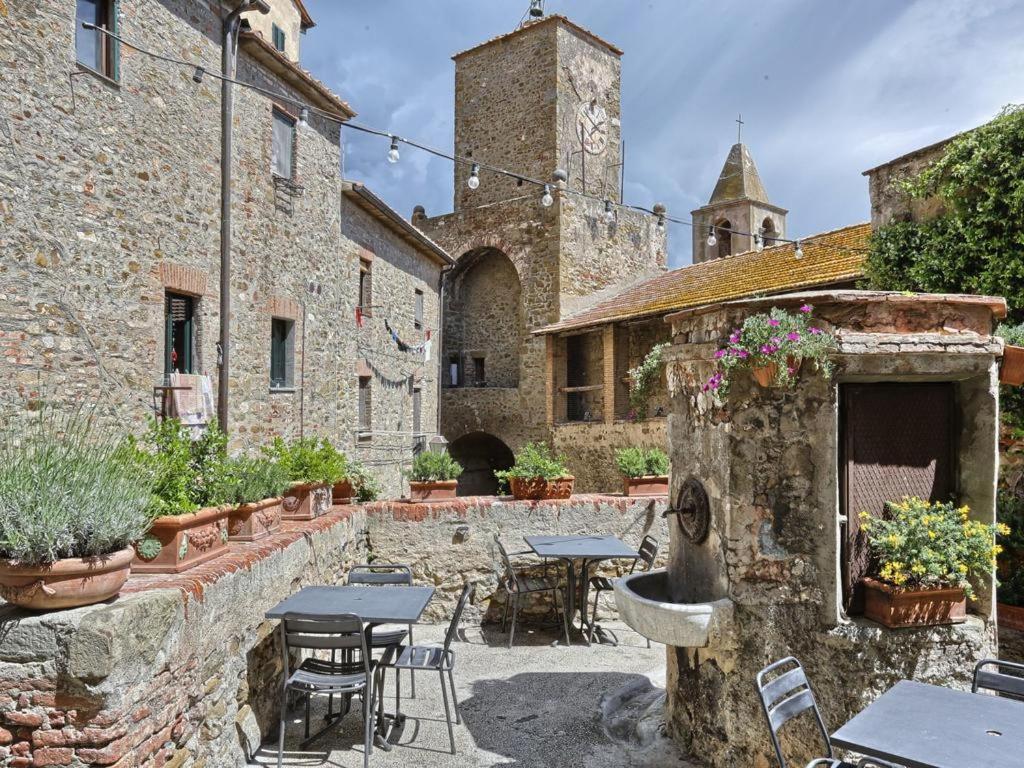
left=657, top=214, right=665, bottom=230
left=467, top=163, right=480, bottom=190
left=794, top=241, right=804, bottom=260
left=387, top=136, right=400, bottom=164
left=604, top=199, right=615, bottom=224
left=540, top=184, right=554, bottom=208
left=755, top=233, right=764, bottom=252
left=706, top=226, right=717, bottom=247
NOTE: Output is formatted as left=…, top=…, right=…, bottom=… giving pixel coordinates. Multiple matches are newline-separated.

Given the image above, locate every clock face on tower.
left=577, top=99, right=608, bottom=155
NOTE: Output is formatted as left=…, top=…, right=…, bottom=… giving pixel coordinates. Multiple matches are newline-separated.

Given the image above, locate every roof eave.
left=342, top=182, right=454, bottom=267
left=293, top=0, right=315, bottom=30
left=452, top=15, right=623, bottom=61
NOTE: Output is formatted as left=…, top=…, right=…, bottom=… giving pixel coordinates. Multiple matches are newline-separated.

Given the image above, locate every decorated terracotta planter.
left=998, top=602, right=1024, bottom=632
left=509, top=476, right=575, bottom=501
left=623, top=475, right=670, bottom=497
left=409, top=480, right=458, bottom=502
left=862, top=578, right=966, bottom=628
left=280, top=482, right=332, bottom=521
left=227, top=497, right=282, bottom=542
left=132, top=506, right=230, bottom=574
left=333, top=478, right=354, bottom=505
left=0, top=548, right=134, bottom=611
left=1000, top=345, right=1024, bottom=386
left=751, top=357, right=802, bottom=387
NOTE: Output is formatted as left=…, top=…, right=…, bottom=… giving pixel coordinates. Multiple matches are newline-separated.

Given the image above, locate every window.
left=473, top=357, right=486, bottom=387
left=412, top=386, right=424, bottom=451
left=761, top=217, right=777, bottom=247
left=358, top=377, right=372, bottom=438
left=448, top=354, right=460, bottom=387
left=269, top=318, right=295, bottom=389
left=76, top=0, right=119, bottom=80
left=164, top=292, right=196, bottom=376
left=271, top=108, right=296, bottom=179
left=414, top=289, right=424, bottom=330
left=358, top=258, right=373, bottom=317
left=271, top=23, right=286, bottom=53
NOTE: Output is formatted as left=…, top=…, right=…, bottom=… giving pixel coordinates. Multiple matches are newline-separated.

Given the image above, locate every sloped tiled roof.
left=709, top=143, right=769, bottom=204
left=453, top=14, right=623, bottom=60
left=536, top=222, right=871, bottom=335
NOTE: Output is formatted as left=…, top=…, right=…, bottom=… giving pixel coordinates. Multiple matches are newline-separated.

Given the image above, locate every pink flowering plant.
left=703, top=305, right=838, bottom=395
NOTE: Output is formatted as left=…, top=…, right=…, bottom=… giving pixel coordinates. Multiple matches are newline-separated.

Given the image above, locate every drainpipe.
left=436, top=265, right=453, bottom=439
left=218, top=0, right=269, bottom=432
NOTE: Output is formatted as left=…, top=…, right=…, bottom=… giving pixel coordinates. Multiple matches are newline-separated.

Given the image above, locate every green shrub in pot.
left=615, top=446, right=669, bottom=478
left=495, top=442, right=569, bottom=483
left=407, top=450, right=463, bottom=483
left=221, top=456, right=291, bottom=505
left=262, top=436, right=348, bottom=486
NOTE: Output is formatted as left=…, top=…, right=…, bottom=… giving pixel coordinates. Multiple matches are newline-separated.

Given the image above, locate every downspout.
left=218, top=0, right=269, bottom=432
left=436, top=265, right=453, bottom=438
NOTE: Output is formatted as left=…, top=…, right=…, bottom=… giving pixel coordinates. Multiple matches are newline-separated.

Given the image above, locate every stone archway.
left=449, top=431, right=515, bottom=496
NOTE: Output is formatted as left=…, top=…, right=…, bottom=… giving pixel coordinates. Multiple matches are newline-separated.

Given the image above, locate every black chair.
left=276, top=612, right=376, bottom=768
left=972, top=658, right=1024, bottom=700
left=348, top=563, right=416, bottom=697
left=494, top=536, right=571, bottom=648
left=587, top=534, right=659, bottom=645
left=379, top=582, right=475, bottom=754
left=756, top=657, right=894, bottom=768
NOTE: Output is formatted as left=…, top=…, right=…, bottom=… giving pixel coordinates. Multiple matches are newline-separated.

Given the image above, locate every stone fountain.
left=615, top=290, right=1003, bottom=767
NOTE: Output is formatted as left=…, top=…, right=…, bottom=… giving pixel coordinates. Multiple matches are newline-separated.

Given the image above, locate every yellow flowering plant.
left=859, top=497, right=1008, bottom=599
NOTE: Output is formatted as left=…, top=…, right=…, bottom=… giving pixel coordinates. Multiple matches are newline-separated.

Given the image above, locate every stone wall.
left=0, top=507, right=366, bottom=768
left=864, top=139, right=950, bottom=228
left=244, top=0, right=303, bottom=63
left=552, top=419, right=667, bottom=494
left=364, top=495, right=669, bottom=623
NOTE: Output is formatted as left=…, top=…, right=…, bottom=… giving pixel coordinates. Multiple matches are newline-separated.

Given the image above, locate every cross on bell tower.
left=736, top=114, right=744, bottom=143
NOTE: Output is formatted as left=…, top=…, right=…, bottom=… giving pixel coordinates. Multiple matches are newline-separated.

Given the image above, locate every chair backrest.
left=973, top=658, right=1024, bottom=700
left=493, top=536, right=520, bottom=590
left=443, top=582, right=476, bottom=652
left=631, top=535, right=659, bottom=574
left=755, top=657, right=832, bottom=768
left=347, top=563, right=413, bottom=586
left=279, top=612, right=370, bottom=679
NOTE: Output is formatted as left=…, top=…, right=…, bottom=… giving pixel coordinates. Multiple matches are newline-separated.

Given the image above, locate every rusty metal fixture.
left=663, top=476, right=711, bottom=544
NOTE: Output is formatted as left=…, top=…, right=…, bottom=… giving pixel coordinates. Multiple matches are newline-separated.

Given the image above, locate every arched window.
left=761, top=217, right=777, bottom=247
left=714, top=219, right=732, bottom=259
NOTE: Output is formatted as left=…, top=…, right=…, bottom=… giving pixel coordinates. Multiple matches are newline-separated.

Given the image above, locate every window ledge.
left=75, top=62, right=121, bottom=89
left=269, top=386, right=296, bottom=394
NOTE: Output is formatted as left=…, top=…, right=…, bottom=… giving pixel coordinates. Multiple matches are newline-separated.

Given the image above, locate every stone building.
left=0, top=0, right=448, bottom=497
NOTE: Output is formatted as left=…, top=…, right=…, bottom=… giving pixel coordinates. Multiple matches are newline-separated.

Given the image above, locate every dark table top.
left=265, top=585, right=435, bottom=625
left=524, top=535, right=639, bottom=560
left=831, top=680, right=1024, bottom=768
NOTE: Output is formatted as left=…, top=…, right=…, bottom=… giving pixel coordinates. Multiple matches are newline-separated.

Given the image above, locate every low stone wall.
left=0, top=507, right=366, bottom=768
left=364, top=494, right=670, bottom=623
left=551, top=419, right=668, bottom=494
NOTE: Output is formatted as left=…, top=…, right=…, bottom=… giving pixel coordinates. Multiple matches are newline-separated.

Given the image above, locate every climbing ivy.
left=628, top=343, right=669, bottom=420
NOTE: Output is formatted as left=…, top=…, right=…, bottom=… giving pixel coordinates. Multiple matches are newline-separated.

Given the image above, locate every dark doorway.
left=449, top=432, right=515, bottom=496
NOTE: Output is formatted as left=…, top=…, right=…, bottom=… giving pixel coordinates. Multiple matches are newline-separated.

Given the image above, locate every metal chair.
left=348, top=563, right=416, bottom=697
left=756, top=657, right=894, bottom=768
left=276, top=612, right=376, bottom=768
left=587, top=534, right=659, bottom=645
left=494, top=536, right=571, bottom=648
left=972, top=658, right=1024, bottom=701
left=379, top=582, right=475, bottom=754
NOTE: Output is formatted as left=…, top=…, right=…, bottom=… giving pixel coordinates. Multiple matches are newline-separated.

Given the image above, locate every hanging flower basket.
left=751, top=357, right=802, bottom=387
left=1000, top=345, right=1024, bottom=386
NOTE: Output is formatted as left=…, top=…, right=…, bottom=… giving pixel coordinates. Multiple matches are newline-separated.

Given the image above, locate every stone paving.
left=251, top=621, right=696, bottom=768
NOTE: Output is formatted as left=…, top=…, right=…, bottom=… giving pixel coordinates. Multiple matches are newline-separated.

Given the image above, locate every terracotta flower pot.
left=280, top=482, right=332, bottom=521
left=546, top=476, right=575, bottom=499
left=333, top=478, right=354, bottom=505
left=228, top=497, right=282, bottom=542
left=509, top=476, right=574, bottom=500
left=132, top=506, right=230, bottom=574
left=0, top=548, right=134, bottom=611
left=751, top=356, right=802, bottom=388
left=1000, top=344, right=1024, bottom=386
left=862, top=577, right=966, bottom=628
left=623, top=475, right=669, bottom=497
left=997, top=602, right=1024, bottom=632
left=408, top=479, right=458, bottom=502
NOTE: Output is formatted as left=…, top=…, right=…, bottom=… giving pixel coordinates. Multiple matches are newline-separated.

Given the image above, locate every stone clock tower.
left=416, top=15, right=665, bottom=490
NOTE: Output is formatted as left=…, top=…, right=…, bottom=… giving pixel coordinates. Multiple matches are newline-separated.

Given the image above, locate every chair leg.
left=557, top=588, right=571, bottom=646
left=396, top=659, right=401, bottom=715
left=508, top=594, right=519, bottom=649
left=277, top=686, right=288, bottom=768
left=447, top=667, right=461, bottom=725
left=408, top=624, right=416, bottom=699
left=588, top=588, right=600, bottom=644
left=439, top=669, right=456, bottom=755
left=303, top=693, right=310, bottom=740
left=363, top=680, right=372, bottom=768
left=501, top=593, right=510, bottom=633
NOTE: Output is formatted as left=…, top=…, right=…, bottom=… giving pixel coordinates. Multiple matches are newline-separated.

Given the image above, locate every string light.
left=657, top=213, right=665, bottom=230
left=794, top=240, right=804, bottom=260
left=467, top=163, right=480, bottom=190
left=298, top=106, right=309, bottom=129
left=604, top=199, right=615, bottom=224
left=80, top=22, right=869, bottom=260
left=754, top=233, right=764, bottom=252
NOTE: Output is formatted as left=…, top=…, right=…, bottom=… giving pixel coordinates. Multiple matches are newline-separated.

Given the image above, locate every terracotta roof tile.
left=536, top=222, right=871, bottom=334
left=453, top=14, right=623, bottom=60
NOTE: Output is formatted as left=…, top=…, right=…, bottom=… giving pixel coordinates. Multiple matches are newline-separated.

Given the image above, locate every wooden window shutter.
left=358, top=377, right=372, bottom=435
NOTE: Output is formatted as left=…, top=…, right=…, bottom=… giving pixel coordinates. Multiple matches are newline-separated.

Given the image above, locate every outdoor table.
left=524, top=535, right=638, bottom=645
left=830, top=679, right=1024, bottom=768
left=265, top=585, right=435, bottom=751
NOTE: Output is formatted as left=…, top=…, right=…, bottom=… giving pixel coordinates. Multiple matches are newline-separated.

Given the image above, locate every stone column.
left=602, top=325, right=616, bottom=424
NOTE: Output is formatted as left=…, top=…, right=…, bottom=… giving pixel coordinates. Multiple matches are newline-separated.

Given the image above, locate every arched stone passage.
left=445, top=247, right=522, bottom=388
left=449, top=431, right=515, bottom=496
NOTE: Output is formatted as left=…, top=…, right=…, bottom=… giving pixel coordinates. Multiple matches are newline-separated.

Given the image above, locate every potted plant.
left=129, top=419, right=233, bottom=574
left=996, top=487, right=1024, bottom=630
left=406, top=450, right=463, bottom=502
left=996, top=322, right=1024, bottom=385
left=349, top=461, right=382, bottom=503
left=858, top=497, right=1007, bottom=628
left=628, top=342, right=669, bottom=420
left=496, top=442, right=574, bottom=500
left=263, top=437, right=346, bottom=520
left=616, top=446, right=670, bottom=496
left=0, top=409, right=152, bottom=610
left=703, top=305, right=838, bottom=395
left=224, top=456, right=291, bottom=542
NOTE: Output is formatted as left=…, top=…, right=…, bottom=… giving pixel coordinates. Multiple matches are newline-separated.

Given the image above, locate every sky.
left=301, top=0, right=1024, bottom=268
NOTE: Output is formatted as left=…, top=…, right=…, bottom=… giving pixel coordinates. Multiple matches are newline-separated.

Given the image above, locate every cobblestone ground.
left=251, top=621, right=698, bottom=768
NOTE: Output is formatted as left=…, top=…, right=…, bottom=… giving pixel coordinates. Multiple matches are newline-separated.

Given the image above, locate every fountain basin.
left=613, top=568, right=733, bottom=647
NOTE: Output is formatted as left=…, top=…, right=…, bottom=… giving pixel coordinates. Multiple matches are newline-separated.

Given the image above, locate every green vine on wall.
left=628, top=343, right=669, bottom=420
